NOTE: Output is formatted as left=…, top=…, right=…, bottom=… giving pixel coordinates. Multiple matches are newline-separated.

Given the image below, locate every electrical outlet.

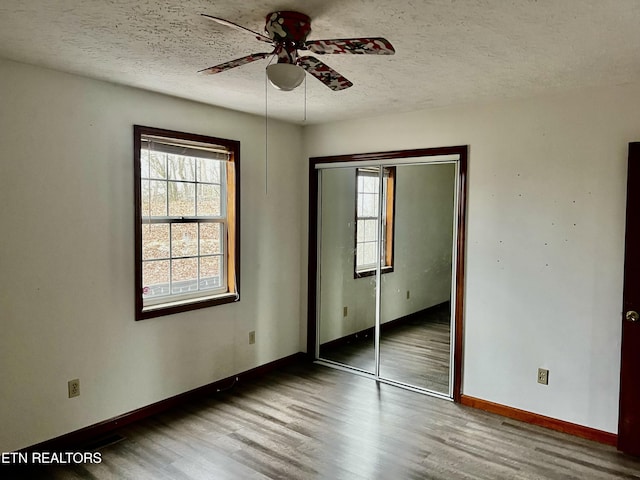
left=249, top=331, right=256, bottom=345
left=406, top=290, right=410, bottom=299
left=68, top=379, right=80, bottom=398
left=537, top=368, right=549, bottom=385
left=343, top=306, right=348, bottom=317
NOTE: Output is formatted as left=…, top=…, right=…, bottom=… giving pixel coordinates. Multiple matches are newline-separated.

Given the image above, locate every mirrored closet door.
left=318, top=166, right=377, bottom=373
left=310, top=147, right=467, bottom=399
left=378, top=163, right=456, bottom=395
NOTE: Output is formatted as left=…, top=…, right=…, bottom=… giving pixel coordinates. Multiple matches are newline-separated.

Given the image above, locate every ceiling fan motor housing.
left=265, top=11, right=312, bottom=45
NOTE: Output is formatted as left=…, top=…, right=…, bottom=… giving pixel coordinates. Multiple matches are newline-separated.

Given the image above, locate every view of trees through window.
left=134, top=126, right=239, bottom=320
left=140, top=145, right=226, bottom=301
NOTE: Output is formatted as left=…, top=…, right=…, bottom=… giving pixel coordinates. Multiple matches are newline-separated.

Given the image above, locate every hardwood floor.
left=320, top=303, right=451, bottom=393
left=9, top=362, right=640, bottom=479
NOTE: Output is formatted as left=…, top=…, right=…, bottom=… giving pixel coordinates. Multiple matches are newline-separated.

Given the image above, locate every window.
left=355, top=167, right=395, bottom=277
left=134, top=126, right=240, bottom=320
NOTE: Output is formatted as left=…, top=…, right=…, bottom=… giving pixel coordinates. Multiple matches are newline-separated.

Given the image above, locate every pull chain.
left=304, top=75, right=307, bottom=123
left=264, top=68, right=269, bottom=195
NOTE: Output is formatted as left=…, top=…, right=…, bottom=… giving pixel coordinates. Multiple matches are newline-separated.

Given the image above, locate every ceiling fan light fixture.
left=266, top=63, right=306, bottom=91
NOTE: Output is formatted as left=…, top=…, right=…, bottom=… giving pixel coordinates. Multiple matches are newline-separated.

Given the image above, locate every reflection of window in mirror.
left=354, top=167, right=395, bottom=278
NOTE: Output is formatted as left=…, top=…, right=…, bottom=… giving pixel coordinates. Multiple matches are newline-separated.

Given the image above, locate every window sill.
left=354, top=266, right=394, bottom=279
left=137, top=292, right=239, bottom=320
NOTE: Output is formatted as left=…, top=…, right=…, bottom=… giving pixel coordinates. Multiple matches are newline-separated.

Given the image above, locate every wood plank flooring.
left=9, top=362, right=640, bottom=479
left=320, top=303, right=451, bottom=393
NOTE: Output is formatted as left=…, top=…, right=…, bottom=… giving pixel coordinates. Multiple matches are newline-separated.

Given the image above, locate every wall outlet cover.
left=537, top=368, right=549, bottom=385
left=68, top=379, right=80, bottom=398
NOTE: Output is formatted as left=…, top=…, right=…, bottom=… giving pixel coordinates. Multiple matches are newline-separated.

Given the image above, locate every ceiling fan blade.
left=298, top=56, right=353, bottom=91
left=199, top=53, right=271, bottom=74
left=304, top=38, right=395, bottom=55
left=201, top=14, right=272, bottom=43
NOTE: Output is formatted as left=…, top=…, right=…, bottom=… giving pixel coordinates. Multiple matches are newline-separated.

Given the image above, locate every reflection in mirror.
left=317, top=161, right=457, bottom=394
left=318, top=167, right=377, bottom=372
left=378, top=163, right=456, bottom=394
left=355, top=167, right=395, bottom=277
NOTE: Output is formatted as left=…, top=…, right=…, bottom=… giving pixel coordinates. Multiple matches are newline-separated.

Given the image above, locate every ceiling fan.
left=199, top=11, right=395, bottom=91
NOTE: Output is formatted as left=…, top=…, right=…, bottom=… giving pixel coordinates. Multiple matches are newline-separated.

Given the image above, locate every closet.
left=308, top=147, right=467, bottom=399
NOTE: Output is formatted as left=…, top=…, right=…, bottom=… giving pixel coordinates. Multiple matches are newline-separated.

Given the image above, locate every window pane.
left=198, top=159, right=221, bottom=184
left=147, top=151, right=167, bottom=179
left=168, top=182, right=195, bottom=216
left=141, top=180, right=168, bottom=217
left=171, top=258, right=198, bottom=294
left=356, top=220, right=365, bottom=243
left=363, top=175, right=378, bottom=193
left=200, top=223, right=222, bottom=255
left=142, top=224, right=170, bottom=260
left=356, top=244, right=364, bottom=267
left=200, top=256, right=222, bottom=289
left=141, top=150, right=150, bottom=178
left=362, top=193, right=379, bottom=217
left=364, top=219, right=378, bottom=242
left=168, top=154, right=196, bottom=181
left=197, top=184, right=221, bottom=216
left=141, top=180, right=150, bottom=215
left=363, top=242, right=377, bottom=266
left=142, top=260, right=170, bottom=297
left=171, top=223, right=198, bottom=258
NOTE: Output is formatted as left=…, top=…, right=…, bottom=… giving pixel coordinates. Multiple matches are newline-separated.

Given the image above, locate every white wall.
left=304, top=82, right=640, bottom=433
left=318, top=164, right=455, bottom=343
left=0, top=58, right=304, bottom=452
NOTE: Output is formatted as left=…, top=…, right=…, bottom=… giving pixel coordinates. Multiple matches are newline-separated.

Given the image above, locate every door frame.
left=306, top=145, right=468, bottom=401
left=618, top=141, right=640, bottom=454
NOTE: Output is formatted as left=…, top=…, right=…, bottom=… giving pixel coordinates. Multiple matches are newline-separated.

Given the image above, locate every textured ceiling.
left=0, top=0, right=639, bottom=124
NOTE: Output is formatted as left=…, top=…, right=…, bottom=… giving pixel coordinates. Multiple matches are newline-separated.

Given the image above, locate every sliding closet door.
left=311, top=146, right=466, bottom=399
left=317, top=167, right=377, bottom=373
left=378, top=163, right=457, bottom=394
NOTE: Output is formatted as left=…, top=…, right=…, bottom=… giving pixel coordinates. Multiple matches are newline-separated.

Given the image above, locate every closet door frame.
left=307, top=146, right=468, bottom=401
